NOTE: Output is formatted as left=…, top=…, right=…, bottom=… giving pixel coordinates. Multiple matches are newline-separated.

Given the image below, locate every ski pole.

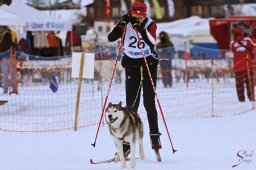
left=134, top=28, right=177, bottom=154
left=91, top=25, right=127, bottom=148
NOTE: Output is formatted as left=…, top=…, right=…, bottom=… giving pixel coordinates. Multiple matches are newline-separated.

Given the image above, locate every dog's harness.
left=117, top=133, right=128, bottom=141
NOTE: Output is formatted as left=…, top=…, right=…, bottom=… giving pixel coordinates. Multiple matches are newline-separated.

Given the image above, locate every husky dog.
left=105, top=102, right=144, bottom=169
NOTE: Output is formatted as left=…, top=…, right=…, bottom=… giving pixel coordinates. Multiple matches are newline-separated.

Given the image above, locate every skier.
left=108, top=1, right=162, bottom=161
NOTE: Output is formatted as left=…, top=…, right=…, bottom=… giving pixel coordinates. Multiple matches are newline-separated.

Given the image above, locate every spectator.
left=230, top=27, right=255, bottom=102
left=156, top=31, right=175, bottom=87
left=0, top=31, right=18, bottom=94
left=251, top=28, right=256, bottom=84
left=18, top=38, right=30, bottom=54
left=65, top=25, right=81, bottom=54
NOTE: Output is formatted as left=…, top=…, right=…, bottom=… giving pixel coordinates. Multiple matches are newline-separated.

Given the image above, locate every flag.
left=183, top=42, right=191, bottom=60
left=50, top=74, right=58, bottom=93
left=167, top=0, right=175, bottom=17
left=152, top=0, right=163, bottom=19
left=105, top=0, right=111, bottom=17
left=121, top=0, right=128, bottom=15
left=183, top=51, right=191, bottom=60
left=144, top=0, right=151, bottom=17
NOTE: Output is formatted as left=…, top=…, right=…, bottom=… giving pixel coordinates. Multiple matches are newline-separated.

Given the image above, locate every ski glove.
left=130, top=17, right=145, bottom=31
left=118, top=14, right=130, bottom=27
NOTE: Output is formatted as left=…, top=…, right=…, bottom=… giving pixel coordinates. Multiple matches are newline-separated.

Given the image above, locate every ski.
left=154, top=149, right=162, bottom=162
left=90, top=158, right=115, bottom=164
left=0, top=100, right=8, bottom=106
left=90, top=157, right=132, bottom=164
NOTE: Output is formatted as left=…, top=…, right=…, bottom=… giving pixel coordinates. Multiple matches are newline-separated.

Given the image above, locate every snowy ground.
left=0, top=110, right=255, bottom=170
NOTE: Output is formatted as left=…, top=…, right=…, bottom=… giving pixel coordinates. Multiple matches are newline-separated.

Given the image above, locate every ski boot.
left=150, top=133, right=162, bottom=162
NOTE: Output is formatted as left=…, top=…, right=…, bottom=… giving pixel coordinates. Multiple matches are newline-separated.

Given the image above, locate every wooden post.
left=211, top=58, right=214, bottom=117
left=9, top=48, right=18, bottom=94
left=14, top=50, right=18, bottom=94
left=185, top=60, right=188, bottom=88
left=9, top=48, right=12, bottom=94
left=74, top=51, right=85, bottom=131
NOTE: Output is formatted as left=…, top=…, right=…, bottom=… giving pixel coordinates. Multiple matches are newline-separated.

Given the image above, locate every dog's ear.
left=116, top=101, right=122, bottom=110
left=118, top=101, right=122, bottom=107
left=107, top=102, right=112, bottom=108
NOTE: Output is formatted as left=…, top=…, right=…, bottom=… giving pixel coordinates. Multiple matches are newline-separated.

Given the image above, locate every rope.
left=132, top=66, right=143, bottom=108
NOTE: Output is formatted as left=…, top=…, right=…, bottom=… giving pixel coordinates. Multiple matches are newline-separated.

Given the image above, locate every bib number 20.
left=129, top=36, right=145, bottom=49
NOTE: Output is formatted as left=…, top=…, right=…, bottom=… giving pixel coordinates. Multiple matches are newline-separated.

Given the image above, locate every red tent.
left=209, top=16, right=256, bottom=50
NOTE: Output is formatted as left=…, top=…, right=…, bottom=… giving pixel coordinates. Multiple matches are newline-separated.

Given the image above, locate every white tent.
left=157, top=16, right=214, bottom=42
left=157, top=16, right=210, bottom=36
left=0, top=9, right=25, bottom=26
left=0, top=1, right=71, bottom=31
left=186, top=30, right=216, bottom=43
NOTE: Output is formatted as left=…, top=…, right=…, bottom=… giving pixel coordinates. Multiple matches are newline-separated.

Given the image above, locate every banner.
left=183, top=42, right=191, bottom=60
left=120, top=0, right=128, bottom=15
left=26, top=22, right=71, bottom=31
left=167, top=0, right=175, bottom=17
left=152, top=0, right=163, bottom=19
left=105, top=0, right=111, bottom=17
left=144, top=0, right=151, bottom=17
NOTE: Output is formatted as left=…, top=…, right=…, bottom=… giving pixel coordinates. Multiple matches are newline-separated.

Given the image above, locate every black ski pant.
left=125, top=65, right=160, bottom=134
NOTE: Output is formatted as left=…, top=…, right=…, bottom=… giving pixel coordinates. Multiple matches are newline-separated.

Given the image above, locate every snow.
left=1, top=2, right=256, bottom=170
left=0, top=110, right=255, bottom=170
left=226, top=3, right=256, bottom=16
left=81, top=0, right=93, bottom=7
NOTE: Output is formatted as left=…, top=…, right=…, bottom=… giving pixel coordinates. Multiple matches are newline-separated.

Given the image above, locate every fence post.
left=9, top=48, right=18, bottom=94
left=99, top=47, right=104, bottom=127
left=211, top=58, right=214, bottom=117
left=74, top=51, right=85, bottom=131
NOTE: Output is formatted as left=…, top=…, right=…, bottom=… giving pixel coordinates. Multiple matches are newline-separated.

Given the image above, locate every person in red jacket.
left=65, top=25, right=81, bottom=54
left=230, top=27, right=255, bottom=102
left=251, top=28, right=256, bottom=83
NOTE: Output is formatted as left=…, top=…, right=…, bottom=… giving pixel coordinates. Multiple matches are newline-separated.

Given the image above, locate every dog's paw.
left=114, top=153, right=120, bottom=163
left=139, top=147, right=145, bottom=160
left=130, top=160, right=136, bottom=168
left=140, top=151, right=145, bottom=160
left=121, top=163, right=126, bottom=169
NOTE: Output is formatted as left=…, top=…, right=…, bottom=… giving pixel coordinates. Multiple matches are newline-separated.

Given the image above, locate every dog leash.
left=132, top=66, right=143, bottom=108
